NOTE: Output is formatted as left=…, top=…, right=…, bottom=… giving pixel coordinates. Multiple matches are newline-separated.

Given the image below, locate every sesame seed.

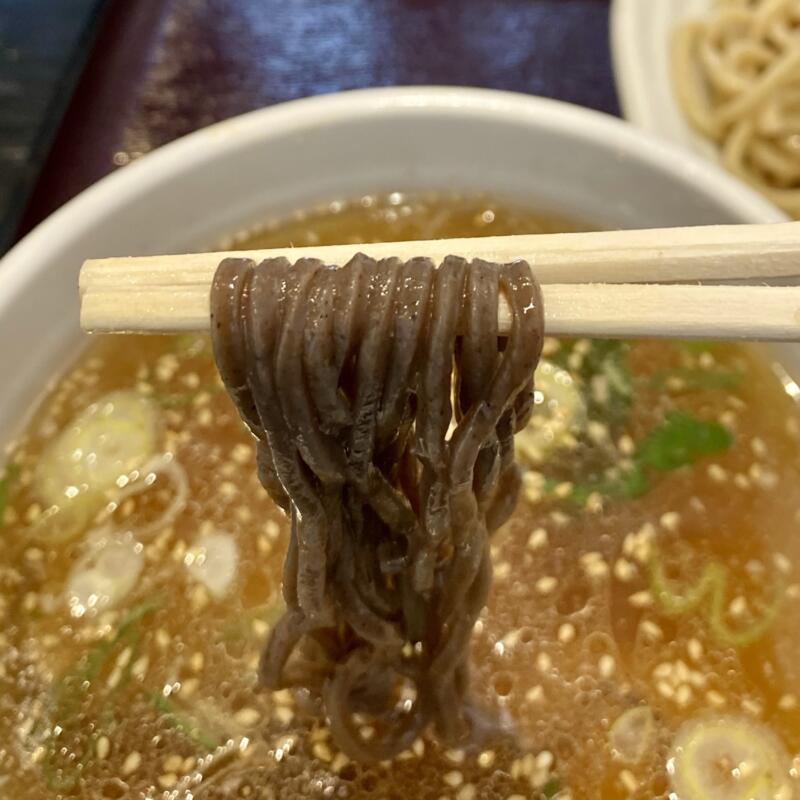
left=331, top=752, right=350, bottom=772
left=580, top=551, right=609, bottom=580
left=265, top=520, right=281, bottom=539
left=537, top=750, right=554, bottom=771
left=585, top=492, right=604, bottom=513
left=190, top=651, right=204, bottom=672
left=477, top=750, right=496, bottom=769
left=779, top=694, right=798, bottom=711
left=312, top=742, right=333, bottom=762
left=234, top=708, right=261, bottom=727
left=587, top=420, right=610, bottom=444
left=308, top=726, right=329, bottom=743
left=640, top=620, right=663, bottom=641
left=494, top=561, right=512, bottom=581
left=558, top=623, right=576, bottom=644
left=720, top=410, right=737, bottom=429
left=568, top=352, right=584, bottom=371
left=106, top=666, right=123, bottom=690
left=599, top=655, right=616, bottom=678
left=412, top=738, right=425, bottom=757
left=443, top=770, right=464, bottom=788
left=729, top=596, right=748, bottom=618
left=445, top=749, right=465, bottom=764
left=274, top=706, right=294, bottom=725
left=774, top=553, right=793, bottom=575
left=659, top=512, right=681, bottom=532
left=180, top=678, right=199, bottom=698
left=653, top=662, right=672, bottom=680
left=657, top=681, right=675, bottom=699
left=591, top=374, right=610, bottom=405
left=706, top=690, right=726, bottom=708
left=537, top=653, right=552, bottom=673
left=554, top=482, right=573, bottom=499
left=675, top=684, right=693, bottom=708
left=122, top=751, right=142, bottom=775
left=707, top=463, right=728, bottom=482
left=733, top=473, right=751, bottom=490
left=163, top=754, right=183, bottom=772
left=687, top=638, right=703, bottom=662
left=527, top=528, right=548, bottom=550
left=618, top=434, right=635, bottom=455
left=190, top=584, right=210, bottom=611
left=619, top=769, right=638, bottom=793
left=535, top=576, right=557, bottom=595
left=628, top=590, right=653, bottom=608
left=158, top=773, right=178, bottom=789
left=742, top=698, right=763, bottom=717
left=749, top=462, right=779, bottom=490
left=614, top=559, right=636, bottom=583
left=786, top=417, right=800, bottom=439
left=96, top=736, right=110, bottom=760
left=456, top=785, right=476, bottom=800
left=542, top=338, right=560, bottom=356
left=526, top=685, right=545, bottom=703
left=219, top=481, right=238, bottom=499
left=131, top=655, right=149, bottom=680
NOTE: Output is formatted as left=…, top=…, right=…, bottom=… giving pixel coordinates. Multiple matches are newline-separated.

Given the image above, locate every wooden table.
left=15, top=0, right=617, bottom=241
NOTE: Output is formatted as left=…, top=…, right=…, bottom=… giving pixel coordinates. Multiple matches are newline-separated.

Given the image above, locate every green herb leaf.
left=650, top=366, right=742, bottom=392
left=564, top=463, right=649, bottom=506
left=541, top=776, right=561, bottom=799
left=636, top=411, right=733, bottom=472
left=680, top=340, right=721, bottom=354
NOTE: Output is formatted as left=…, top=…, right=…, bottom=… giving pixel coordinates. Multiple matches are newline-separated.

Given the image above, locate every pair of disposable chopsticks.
left=79, top=221, right=800, bottom=341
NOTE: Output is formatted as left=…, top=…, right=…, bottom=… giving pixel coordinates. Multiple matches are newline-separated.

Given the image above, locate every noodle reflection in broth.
left=210, top=253, right=543, bottom=761
left=672, top=0, right=800, bottom=216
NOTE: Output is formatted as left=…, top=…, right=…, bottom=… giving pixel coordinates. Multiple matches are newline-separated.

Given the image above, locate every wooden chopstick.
left=81, top=222, right=800, bottom=289
left=80, top=282, right=800, bottom=342
left=79, top=221, right=800, bottom=341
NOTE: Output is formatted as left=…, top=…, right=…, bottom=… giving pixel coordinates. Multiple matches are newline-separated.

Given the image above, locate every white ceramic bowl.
left=0, top=86, right=786, bottom=448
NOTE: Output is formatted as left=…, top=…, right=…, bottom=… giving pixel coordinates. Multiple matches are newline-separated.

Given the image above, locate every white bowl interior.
left=0, top=88, right=788, bottom=449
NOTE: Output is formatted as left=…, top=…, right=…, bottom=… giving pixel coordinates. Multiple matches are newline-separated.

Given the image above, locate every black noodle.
left=210, top=253, right=544, bottom=762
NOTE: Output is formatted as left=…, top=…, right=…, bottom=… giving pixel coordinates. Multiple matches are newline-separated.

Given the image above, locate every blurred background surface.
left=1, top=0, right=615, bottom=253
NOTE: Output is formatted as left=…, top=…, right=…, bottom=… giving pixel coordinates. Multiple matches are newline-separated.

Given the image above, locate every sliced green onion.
left=668, top=715, right=792, bottom=800
left=708, top=572, right=785, bottom=649
left=609, top=706, right=655, bottom=764
left=649, top=557, right=724, bottom=617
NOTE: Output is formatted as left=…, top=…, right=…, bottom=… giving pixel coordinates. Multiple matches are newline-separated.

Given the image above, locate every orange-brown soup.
left=2, top=193, right=800, bottom=799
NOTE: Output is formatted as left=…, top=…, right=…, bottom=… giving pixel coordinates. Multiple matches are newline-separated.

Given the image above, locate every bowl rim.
left=0, top=85, right=785, bottom=303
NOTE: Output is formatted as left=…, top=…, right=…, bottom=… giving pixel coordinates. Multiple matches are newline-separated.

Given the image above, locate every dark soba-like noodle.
left=210, top=253, right=543, bottom=762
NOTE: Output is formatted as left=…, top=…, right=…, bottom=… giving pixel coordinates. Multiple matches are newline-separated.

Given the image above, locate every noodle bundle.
left=210, top=253, right=543, bottom=761
left=672, top=0, right=800, bottom=216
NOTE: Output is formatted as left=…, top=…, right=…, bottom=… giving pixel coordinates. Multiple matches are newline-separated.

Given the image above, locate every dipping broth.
left=2, top=193, right=800, bottom=799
